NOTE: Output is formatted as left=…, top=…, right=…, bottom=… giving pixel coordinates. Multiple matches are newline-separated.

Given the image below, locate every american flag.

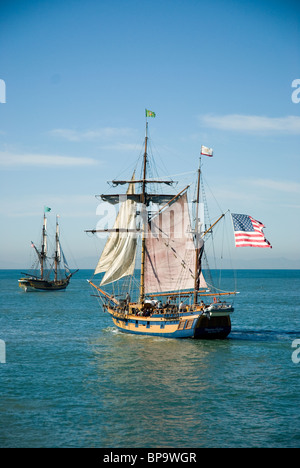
left=231, top=213, right=272, bottom=248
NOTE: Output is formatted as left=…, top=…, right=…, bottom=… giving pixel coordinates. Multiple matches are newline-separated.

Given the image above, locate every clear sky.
left=0, top=0, right=299, bottom=269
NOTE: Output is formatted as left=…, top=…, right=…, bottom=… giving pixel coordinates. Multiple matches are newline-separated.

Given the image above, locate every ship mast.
left=86, top=110, right=177, bottom=298
left=40, top=213, right=47, bottom=279
left=54, top=215, right=60, bottom=282
left=139, top=121, right=148, bottom=302
left=193, top=160, right=201, bottom=305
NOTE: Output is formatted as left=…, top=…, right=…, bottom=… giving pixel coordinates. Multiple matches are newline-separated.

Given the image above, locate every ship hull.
left=106, top=306, right=232, bottom=340
left=193, top=315, right=231, bottom=339
left=18, top=277, right=70, bottom=292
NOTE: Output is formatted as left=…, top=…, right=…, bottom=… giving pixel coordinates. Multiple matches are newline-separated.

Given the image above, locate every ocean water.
left=0, top=269, right=299, bottom=448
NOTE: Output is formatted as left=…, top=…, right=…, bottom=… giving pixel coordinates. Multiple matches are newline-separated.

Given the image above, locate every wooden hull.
left=193, top=314, right=232, bottom=339
left=18, top=277, right=70, bottom=292
left=106, top=305, right=232, bottom=339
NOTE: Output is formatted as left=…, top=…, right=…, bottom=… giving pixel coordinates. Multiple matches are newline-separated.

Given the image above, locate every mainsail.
left=144, top=192, right=207, bottom=294
left=94, top=174, right=137, bottom=286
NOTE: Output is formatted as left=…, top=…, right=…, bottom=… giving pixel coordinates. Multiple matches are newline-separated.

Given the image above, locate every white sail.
left=144, top=192, right=207, bottom=294
left=95, top=174, right=137, bottom=286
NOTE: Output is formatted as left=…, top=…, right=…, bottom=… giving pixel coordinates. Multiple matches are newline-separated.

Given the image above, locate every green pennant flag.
left=44, top=206, right=51, bottom=212
left=145, top=109, right=156, bottom=118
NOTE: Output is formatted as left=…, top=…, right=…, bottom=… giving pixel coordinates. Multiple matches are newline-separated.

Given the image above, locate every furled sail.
left=55, top=219, right=61, bottom=262
left=42, top=216, right=47, bottom=257
left=144, top=192, right=207, bottom=293
left=94, top=174, right=137, bottom=286
left=100, top=193, right=175, bottom=206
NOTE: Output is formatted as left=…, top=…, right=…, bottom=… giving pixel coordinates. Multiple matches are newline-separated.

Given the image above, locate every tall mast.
left=193, top=159, right=201, bottom=305
left=40, top=213, right=47, bottom=279
left=54, top=215, right=60, bottom=282
left=139, top=120, right=148, bottom=302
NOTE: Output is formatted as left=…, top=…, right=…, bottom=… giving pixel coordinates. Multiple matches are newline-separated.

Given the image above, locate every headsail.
left=144, top=192, right=207, bottom=294
left=94, top=173, right=137, bottom=286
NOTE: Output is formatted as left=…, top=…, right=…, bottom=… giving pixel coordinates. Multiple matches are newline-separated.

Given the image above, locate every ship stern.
left=193, top=314, right=231, bottom=339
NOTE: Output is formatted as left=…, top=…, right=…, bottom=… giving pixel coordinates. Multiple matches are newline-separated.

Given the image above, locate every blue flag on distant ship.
left=231, top=213, right=272, bottom=248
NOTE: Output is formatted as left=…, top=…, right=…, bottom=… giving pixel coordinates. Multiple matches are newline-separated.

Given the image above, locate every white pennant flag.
left=201, top=145, right=213, bottom=157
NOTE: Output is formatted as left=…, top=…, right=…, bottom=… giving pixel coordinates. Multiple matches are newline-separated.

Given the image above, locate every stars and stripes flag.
left=231, top=213, right=272, bottom=248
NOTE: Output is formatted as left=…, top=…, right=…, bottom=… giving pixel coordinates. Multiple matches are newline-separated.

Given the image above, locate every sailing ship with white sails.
left=18, top=209, right=78, bottom=292
left=86, top=111, right=237, bottom=339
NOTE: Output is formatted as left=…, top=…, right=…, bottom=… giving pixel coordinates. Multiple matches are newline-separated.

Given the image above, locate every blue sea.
left=0, top=269, right=299, bottom=448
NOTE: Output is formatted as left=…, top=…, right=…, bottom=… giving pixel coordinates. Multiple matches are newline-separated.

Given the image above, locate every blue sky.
left=0, top=0, right=299, bottom=268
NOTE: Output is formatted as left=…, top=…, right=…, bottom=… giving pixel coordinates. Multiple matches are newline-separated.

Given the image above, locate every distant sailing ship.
left=86, top=111, right=271, bottom=339
left=18, top=208, right=78, bottom=292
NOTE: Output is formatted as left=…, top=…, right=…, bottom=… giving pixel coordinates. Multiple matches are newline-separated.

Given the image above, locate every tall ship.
left=18, top=209, right=78, bottom=292
left=87, top=111, right=271, bottom=339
